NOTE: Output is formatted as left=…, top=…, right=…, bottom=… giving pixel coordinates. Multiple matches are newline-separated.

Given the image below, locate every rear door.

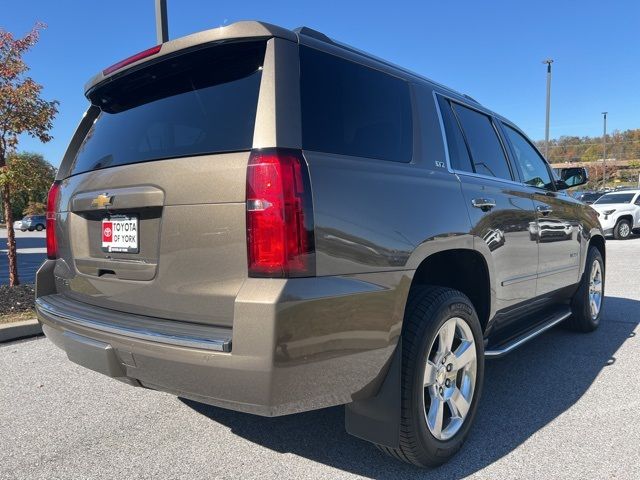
left=54, top=40, right=268, bottom=327
left=499, top=123, right=581, bottom=296
left=437, top=96, right=539, bottom=313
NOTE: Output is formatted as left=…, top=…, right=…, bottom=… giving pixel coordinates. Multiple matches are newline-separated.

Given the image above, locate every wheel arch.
left=589, top=233, right=606, bottom=266
left=615, top=214, right=633, bottom=227
left=346, top=245, right=494, bottom=449
left=407, top=248, right=493, bottom=333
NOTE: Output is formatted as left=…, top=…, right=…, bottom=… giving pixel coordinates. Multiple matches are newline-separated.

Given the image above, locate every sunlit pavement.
left=1, top=238, right=639, bottom=480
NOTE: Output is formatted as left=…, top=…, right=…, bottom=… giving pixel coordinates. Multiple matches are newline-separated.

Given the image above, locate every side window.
left=502, top=124, right=553, bottom=189
left=437, top=96, right=473, bottom=172
left=300, top=46, right=413, bottom=162
left=635, top=194, right=640, bottom=206
left=451, top=103, right=513, bottom=181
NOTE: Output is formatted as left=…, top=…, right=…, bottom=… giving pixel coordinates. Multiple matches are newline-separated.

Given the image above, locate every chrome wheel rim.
left=423, top=317, right=477, bottom=441
left=619, top=222, right=630, bottom=238
left=589, top=260, right=603, bottom=319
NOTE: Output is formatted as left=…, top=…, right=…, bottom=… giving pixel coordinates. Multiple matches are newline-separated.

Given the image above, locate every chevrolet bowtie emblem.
left=91, top=194, right=113, bottom=208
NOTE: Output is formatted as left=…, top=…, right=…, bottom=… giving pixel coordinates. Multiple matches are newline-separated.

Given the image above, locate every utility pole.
left=543, top=59, right=554, bottom=160
left=602, top=112, right=608, bottom=188
left=155, top=0, right=169, bottom=44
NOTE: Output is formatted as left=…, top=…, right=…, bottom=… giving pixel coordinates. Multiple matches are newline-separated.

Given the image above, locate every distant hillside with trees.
left=535, top=128, right=640, bottom=164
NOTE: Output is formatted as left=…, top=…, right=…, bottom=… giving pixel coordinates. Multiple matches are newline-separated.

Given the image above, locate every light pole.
left=155, top=0, right=169, bottom=44
left=602, top=112, right=608, bottom=188
left=543, top=59, right=554, bottom=160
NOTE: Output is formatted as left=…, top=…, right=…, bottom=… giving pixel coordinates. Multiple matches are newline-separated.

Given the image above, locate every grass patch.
left=0, top=310, right=36, bottom=324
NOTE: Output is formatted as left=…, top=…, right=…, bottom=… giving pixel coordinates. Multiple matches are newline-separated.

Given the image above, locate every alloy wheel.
left=423, top=317, right=477, bottom=441
left=588, top=259, right=603, bottom=319
left=619, top=222, right=630, bottom=238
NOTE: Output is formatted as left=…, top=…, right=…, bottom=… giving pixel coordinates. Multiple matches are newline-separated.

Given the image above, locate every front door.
left=499, top=123, right=580, bottom=296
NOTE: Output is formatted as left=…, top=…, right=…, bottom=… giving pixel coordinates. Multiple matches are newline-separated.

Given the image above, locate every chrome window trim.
left=486, top=111, right=520, bottom=182
left=453, top=169, right=528, bottom=188
left=432, top=91, right=529, bottom=189
left=432, top=90, right=454, bottom=173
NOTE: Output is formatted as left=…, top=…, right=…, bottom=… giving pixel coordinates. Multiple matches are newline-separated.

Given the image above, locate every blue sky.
left=6, top=0, right=640, bottom=167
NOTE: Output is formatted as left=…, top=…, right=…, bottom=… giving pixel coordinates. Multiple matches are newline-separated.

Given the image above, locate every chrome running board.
left=485, top=309, right=571, bottom=359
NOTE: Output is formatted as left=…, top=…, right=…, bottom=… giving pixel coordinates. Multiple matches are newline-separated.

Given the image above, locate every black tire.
left=377, top=286, right=484, bottom=467
left=567, top=246, right=604, bottom=332
left=35, top=224, right=44, bottom=231
left=613, top=219, right=631, bottom=240
left=20, top=229, right=27, bottom=232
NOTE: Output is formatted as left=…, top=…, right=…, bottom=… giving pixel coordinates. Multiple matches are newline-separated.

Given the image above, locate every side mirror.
left=554, top=167, right=588, bottom=190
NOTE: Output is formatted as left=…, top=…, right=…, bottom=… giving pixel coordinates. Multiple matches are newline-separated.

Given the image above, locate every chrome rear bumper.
left=36, top=295, right=232, bottom=352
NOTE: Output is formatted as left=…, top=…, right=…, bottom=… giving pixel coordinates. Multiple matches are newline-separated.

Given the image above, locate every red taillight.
left=246, top=149, right=315, bottom=277
left=46, top=181, right=61, bottom=260
left=103, top=45, right=162, bottom=75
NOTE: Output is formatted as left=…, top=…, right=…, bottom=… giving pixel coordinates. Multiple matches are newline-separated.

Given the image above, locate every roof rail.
left=462, top=94, right=480, bottom=104
left=293, top=26, right=334, bottom=44
left=294, top=25, right=484, bottom=109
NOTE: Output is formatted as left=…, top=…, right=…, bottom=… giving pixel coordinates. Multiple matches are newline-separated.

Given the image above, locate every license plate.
left=102, top=215, right=139, bottom=253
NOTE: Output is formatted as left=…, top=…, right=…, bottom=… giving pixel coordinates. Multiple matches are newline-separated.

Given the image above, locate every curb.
left=0, top=319, right=43, bottom=343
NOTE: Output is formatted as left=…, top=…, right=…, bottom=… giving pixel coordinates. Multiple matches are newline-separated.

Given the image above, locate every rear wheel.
left=36, top=224, right=44, bottom=231
left=613, top=219, right=631, bottom=240
left=567, top=246, right=604, bottom=332
left=377, top=286, right=484, bottom=467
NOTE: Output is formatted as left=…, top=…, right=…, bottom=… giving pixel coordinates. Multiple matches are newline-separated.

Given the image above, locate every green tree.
left=0, top=152, right=55, bottom=220
left=0, top=23, right=59, bottom=286
left=6, top=152, right=56, bottom=199
left=22, top=201, right=46, bottom=216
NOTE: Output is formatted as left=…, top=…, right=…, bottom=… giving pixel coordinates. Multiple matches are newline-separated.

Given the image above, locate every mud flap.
left=344, top=342, right=402, bottom=448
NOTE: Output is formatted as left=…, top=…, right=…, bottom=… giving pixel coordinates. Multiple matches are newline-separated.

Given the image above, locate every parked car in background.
left=591, top=190, right=640, bottom=239
left=35, top=21, right=605, bottom=468
left=21, top=215, right=46, bottom=231
left=574, top=191, right=605, bottom=204
left=13, top=219, right=23, bottom=231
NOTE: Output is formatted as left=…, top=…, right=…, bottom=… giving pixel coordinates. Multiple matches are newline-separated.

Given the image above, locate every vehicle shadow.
left=180, top=296, right=638, bottom=479
left=0, top=236, right=46, bottom=250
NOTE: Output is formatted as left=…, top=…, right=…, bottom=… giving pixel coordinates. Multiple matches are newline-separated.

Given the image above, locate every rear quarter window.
left=300, top=46, right=413, bottom=163
left=71, top=41, right=266, bottom=176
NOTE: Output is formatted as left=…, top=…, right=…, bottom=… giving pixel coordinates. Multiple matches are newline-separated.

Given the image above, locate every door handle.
left=471, top=198, right=496, bottom=212
left=536, top=204, right=553, bottom=215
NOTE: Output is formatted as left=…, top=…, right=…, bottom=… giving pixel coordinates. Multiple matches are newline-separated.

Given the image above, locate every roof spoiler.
left=84, top=21, right=296, bottom=94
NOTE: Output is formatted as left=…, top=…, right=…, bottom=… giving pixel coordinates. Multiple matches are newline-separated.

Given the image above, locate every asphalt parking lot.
left=0, top=228, right=46, bottom=285
left=1, top=238, right=639, bottom=479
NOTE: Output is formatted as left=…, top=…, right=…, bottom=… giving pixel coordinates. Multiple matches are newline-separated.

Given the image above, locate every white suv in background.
left=591, top=190, right=640, bottom=239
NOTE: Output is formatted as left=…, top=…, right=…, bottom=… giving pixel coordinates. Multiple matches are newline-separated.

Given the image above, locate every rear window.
left=71, top=41, right=266, bottom=176
left=300, top=46, right=413, bottom=162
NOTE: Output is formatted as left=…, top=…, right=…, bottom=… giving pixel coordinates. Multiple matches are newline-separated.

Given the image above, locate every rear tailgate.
left=53, top=40, right=268, bottom=328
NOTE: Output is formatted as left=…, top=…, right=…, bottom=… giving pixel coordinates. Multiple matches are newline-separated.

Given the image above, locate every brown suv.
left=36, top=21, right=605, bottom=467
